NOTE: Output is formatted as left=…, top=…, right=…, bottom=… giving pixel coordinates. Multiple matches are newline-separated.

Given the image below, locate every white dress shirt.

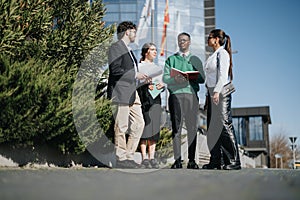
left=204, top=46, right=230, bottom=93
left=179, top=51, right=190, bottom=58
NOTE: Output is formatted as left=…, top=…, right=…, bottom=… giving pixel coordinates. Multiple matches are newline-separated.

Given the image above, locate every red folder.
left=170, top=68, right=200, bottom=80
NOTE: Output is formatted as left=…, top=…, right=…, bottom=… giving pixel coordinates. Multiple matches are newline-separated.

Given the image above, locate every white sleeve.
left=214, top=50, right=230, bottom=93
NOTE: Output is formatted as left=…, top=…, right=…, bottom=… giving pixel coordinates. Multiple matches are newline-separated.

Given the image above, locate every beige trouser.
left=114, top=92, right=145, bottom=161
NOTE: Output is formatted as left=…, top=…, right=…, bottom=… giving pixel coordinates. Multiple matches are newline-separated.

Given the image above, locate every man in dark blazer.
left=107, top=21, right=149, bottom=168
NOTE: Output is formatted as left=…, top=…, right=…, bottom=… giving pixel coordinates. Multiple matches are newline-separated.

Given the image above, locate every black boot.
left=221, top=135, right=241, bottom=170
left=171, top=159, right=182, bottom=169
left=202, top=162, right=221, bottom=170
left=204, top=139, right=222, bottom=170
left=187, top=160, right=199, bottom=169
left=223, top=161, right=241, bottom=170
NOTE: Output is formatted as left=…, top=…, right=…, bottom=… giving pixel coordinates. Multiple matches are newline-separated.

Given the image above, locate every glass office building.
left=102, top=0, right=206, bottom=63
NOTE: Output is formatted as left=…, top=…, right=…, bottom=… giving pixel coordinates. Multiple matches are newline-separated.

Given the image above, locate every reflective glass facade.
left=102, top=0, right=207, bottom=105
left=102, top=0, right=206, bottom=62
left=156, top=0, right=205, bottom=62
left=232, top=116, right=265, bottom=147
left=103, top=0, right=142, bottom=25
left=233, top=117, right=247, bottom=146
left=249, top=116, right=264, bottom=141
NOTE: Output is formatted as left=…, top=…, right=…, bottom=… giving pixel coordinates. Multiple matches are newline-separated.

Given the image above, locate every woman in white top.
left=203, top=29, right=241, bottom=170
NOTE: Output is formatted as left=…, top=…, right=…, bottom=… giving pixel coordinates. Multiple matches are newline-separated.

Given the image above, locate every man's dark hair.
left=117, top=21, right=136, bottom=40
left=178, top=32, right=191, bottom=40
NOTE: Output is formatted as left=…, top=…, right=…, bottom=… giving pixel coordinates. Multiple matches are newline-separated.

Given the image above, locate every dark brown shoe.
left=202, top=163, right=221, bottom=170
left=171, top=160, right=182, bottom=169
left=223, top=163, right=241, bottom=170
left=187, top=160, right=199, bottom=169
left=141, top=159, right=151, bottom=168
left=116, top=160, right=141, bottom=169
left=150, top=159, right=159, bottom=169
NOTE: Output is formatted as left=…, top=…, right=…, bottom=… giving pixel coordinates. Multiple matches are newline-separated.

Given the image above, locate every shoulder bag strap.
left=216, top=52, right=220, bottom=84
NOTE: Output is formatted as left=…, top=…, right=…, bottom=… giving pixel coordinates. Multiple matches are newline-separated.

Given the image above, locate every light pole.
left=275, top=153, right=283, bottom=168
left=289, top=137, right=297, bottom=169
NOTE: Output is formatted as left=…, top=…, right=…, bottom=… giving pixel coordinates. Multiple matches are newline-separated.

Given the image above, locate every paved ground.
left=0, top=167, right=299, bottom=200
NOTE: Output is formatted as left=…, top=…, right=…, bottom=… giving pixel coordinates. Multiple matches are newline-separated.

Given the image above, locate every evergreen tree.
left=0, top=0, right=115, bottom=162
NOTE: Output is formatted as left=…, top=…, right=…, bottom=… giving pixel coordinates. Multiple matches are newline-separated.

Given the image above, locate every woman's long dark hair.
left=210, top=29, right=233, bottom=80
left=139, top=42, right=156, bottom=63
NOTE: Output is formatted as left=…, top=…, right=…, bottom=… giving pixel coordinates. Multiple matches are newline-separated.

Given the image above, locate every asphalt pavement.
left=0, top=167, right=299, bottom=200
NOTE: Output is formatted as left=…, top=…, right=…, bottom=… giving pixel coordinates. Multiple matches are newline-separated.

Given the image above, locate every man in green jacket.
left=163, top=32, right=205, bottom=169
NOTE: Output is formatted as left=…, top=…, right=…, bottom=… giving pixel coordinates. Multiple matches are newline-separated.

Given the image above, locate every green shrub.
left=156, top=127, right=173, bottom=161
left=0, top=0, right=115, bottom=156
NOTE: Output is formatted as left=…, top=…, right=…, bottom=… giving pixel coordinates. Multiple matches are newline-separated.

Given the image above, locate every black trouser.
left=169, top=93, right=198, bottom=161
left=206, top=88, right=240, bottom=165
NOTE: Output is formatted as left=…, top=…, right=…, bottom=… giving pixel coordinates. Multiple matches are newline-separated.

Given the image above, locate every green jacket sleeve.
left=163, top=57, right=176, bottom=85
left=189, top=55, right=205, bottom=84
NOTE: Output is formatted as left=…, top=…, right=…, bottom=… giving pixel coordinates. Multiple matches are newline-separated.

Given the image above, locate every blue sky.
left=215, top=0, right=300, bottom=144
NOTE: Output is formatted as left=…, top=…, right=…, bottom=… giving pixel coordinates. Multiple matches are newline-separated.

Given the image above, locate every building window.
left=105, top=4, right=120, bottom=11
left=233, top=117, right=247, bottom=146
left=105, top=13, right=120, bottom=22
left=122, top=3, right=137, bottom=11
left=249, top=116, right=263, bottom=141
left=120, top=13, right=137, bottom=22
